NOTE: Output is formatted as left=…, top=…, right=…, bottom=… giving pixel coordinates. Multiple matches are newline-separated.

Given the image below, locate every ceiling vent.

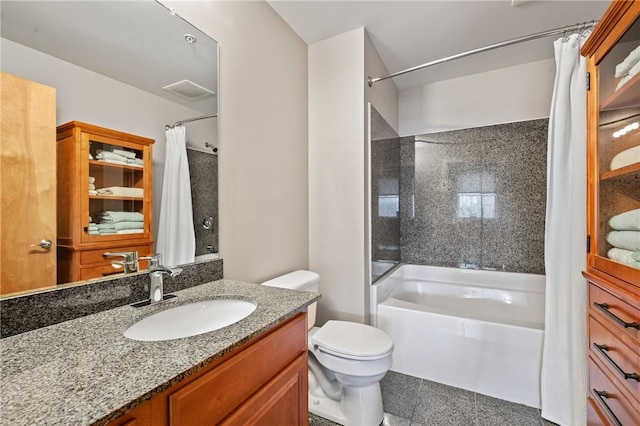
left=163, top=80, right=215, bottom=101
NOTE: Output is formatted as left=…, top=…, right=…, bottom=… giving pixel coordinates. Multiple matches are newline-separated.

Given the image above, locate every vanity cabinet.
left=107, top=313, right=309, bottom=426
left=56, top=121, right=154, bottom=284
left=582, top=1, right=640, bottom=424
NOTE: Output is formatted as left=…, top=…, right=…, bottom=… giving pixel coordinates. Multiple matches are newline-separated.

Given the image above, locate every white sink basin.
left=124, top=299, right=257, bottom=341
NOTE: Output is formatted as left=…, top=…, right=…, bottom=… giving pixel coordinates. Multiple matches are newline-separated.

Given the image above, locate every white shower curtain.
left=156, top=126, right=196, bottom=267
left=541, top=33, right=588, bottom=426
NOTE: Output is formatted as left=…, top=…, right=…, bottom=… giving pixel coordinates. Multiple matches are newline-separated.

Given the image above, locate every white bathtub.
left=195, top=252, right=219, bottom=262
left=374, top=264, right=545, bottom=408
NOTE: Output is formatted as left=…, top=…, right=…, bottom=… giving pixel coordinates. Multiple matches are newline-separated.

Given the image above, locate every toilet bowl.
left=262, top=270, right=393, bottom=426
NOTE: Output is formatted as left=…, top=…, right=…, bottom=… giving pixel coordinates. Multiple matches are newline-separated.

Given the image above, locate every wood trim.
left=593, top=2, right=640, bottom=65
left=56, top=121, right=154, bottom=146
left=585, top=270, right=640, bottom=306
left=582, top=0, right=637, bottom=56
left=600, top=162, right=640, bottom=180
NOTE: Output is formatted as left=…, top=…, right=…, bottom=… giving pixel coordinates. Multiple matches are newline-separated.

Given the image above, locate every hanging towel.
left=610, top=145, right=640, bottom=171
left=608, top=247, right=640, bottom=269
left=101, top=211, right=143, bottom=223
left=606, top=230, right=640, bottom=251
left=96, top=187, right=143, bottom=198
left=615, top=45, right=640, bottom=78
left=609, top=208, right=640, bottom=231
left=112, top=149, right=137, bottom=159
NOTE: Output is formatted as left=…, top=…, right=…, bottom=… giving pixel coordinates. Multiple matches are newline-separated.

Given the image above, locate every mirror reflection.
left=0, top=0, right=219, bottom=296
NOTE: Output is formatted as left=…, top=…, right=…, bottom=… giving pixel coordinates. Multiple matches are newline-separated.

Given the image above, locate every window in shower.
left=457, top=192, right=496, bottom=219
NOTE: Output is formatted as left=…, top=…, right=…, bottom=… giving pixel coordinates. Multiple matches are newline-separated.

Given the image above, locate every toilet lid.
left=311, top=320, right=393, bottom=359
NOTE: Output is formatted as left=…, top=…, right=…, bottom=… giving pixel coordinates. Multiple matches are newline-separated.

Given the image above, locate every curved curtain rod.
left=165, top=113, right=218, bottom=130
left=367, top=20, right=598, bottom=87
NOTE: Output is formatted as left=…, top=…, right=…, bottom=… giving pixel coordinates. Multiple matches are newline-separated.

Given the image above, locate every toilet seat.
left=311, top=320, right=393, bottom=360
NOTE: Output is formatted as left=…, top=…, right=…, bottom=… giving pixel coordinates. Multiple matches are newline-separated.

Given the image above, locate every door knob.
left=31, top=239, right=52, bottom=250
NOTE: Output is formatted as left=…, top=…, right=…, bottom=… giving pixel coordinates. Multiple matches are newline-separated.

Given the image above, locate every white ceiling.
left=1, top=0, right=218, bottom=114
left=267, top=0, right=610, bottom=90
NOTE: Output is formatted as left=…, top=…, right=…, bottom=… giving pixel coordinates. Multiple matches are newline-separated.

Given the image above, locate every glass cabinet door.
left=594, top=15, right=640, bottom=281
left=81, top=132, right=149, bottom=244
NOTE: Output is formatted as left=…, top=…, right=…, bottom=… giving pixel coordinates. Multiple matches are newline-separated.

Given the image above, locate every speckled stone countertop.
left=0, top=280, right=320, bottom=425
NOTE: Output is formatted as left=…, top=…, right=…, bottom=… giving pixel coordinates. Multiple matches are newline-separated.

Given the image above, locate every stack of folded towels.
left=96, top=211, right=144, bottom=235
left=89, top=176, right=97, bottom=195
left=88, top=217, right=99, bottom=236
left=615, top=45, right=640, bottom=91
left=95, top=148, right=144, bottom=167
left=606, top=208, right=640, bottom=269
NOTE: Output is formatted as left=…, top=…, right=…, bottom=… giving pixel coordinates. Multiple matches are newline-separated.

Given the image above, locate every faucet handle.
left=139, top=254, right=162, bottom=268
left=103, top=251, right=139, bottom=273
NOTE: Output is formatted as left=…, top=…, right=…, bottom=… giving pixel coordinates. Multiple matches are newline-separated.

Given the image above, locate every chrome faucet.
left=103, top=251, right=139, bottom=273
left=139, top=254, right=182, bottom=304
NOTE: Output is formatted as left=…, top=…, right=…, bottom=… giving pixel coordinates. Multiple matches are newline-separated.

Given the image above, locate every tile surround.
left=187, top=148, right=219, bottom=256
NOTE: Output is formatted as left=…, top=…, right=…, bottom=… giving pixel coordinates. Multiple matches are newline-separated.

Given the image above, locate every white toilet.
left=262, top=270, right=393, bottom=426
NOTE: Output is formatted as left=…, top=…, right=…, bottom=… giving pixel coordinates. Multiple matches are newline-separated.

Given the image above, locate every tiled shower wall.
left=370, top=110, right=548, bottom=276
left=187, top=148, right=218, bottom=256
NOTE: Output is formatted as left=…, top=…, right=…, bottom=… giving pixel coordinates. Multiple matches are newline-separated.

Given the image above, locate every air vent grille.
left=163, top=80, right=215, bottom=101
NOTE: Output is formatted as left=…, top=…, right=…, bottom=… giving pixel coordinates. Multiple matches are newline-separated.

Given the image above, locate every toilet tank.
left=262, top=270, right=319, bottom=330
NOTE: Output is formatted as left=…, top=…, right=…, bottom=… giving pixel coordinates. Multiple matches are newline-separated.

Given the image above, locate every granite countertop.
left=0, top=280, right=319, bottom=425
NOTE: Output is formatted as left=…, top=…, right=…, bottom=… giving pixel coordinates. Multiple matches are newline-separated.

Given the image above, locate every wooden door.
left=1, top=72, right=57, bottom=295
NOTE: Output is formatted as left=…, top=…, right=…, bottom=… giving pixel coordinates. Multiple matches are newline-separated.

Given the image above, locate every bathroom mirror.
left=0, top=0, right=219, bottom=295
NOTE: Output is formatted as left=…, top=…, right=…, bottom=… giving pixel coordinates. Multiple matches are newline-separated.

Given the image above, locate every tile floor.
left=308, top=371, right=557, bottom=426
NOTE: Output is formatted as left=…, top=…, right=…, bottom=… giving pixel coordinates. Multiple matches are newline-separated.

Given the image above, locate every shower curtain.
left=156, top=126, right=196, bottom=267
left=541, top=33, right=588, bottom=426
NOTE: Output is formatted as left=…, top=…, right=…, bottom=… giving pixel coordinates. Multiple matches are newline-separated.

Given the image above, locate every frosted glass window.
left=457, top=193, right=496, bottom=219
left=379, top=195, right=399, bottom=217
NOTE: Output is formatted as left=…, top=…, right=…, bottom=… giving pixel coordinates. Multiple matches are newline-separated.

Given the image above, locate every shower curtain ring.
left=562, top=27, right=569, bottom=42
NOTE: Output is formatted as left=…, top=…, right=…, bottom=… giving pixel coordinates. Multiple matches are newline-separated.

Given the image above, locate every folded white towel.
left=96, top=187, right=143, bottom=198
left=615, top=45, right=640, bottom=78
left=609, top=209, right=640, bottom=231
left=610, top=145, right=640, bottom=171
left=89, top=190, right=98, bottom=196
left=88, top=184, right=96, bottom=190
left=116, top=229, right=144, bottom=235
left=126, top=158, right=144, bottom=166
left=112, top=149, right=137, bottom=160
left=96, top=150, right=129, bottom=162
left=88, top=224, right=98, bottom=230
left=632, top=251, right=640, bottom=261
left=88, top=177, right=96, bottom=184
left=88, top=230, right=100, bottom=236
left=99, top=230, right=117, bottom=235
left=608, top=247, right=640, bottom=269
left=101, top=211, right=144, bottom=223
left=97, top=221, right=143, bottom=231
left=606, top=231, right=640, bottom=251
left=89, top=153, right=94, bottom=160
left=615, top=59, right=640, bottom=91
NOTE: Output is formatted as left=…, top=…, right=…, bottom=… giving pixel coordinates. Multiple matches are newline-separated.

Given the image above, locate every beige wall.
left=164, top=1, right=309, bottom=283
left=309, top=27, right=398, bottom=325
left=399, top=58, right=555, bottom=135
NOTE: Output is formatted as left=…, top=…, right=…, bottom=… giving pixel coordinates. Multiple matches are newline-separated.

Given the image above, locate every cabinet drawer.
left=79, top=264, right=126, bottom=281
left=589, top=315, right=640, bottom=401
left=590, top=283, right=640, bottom=345
left=168, top=313, right=307, bottom=425
left=589, top=357, right=640, bottom=426
left=79, top=245, right=151, bottom=266
left=588, top=397, right=606, bottom=426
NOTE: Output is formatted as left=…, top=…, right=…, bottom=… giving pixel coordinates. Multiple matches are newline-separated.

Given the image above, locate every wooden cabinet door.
left=0, top=72, right=56, bottom=295
left=220, top=353, right=308, bottom=426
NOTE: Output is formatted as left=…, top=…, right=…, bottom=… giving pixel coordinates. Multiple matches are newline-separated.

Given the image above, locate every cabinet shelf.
left=601, top=72, right=640, bottom=111
left=89, top=195, right=144, bottom=201
left=89, top=160, right=144, bottom=172
left=600, top=162, right=640, bottom=180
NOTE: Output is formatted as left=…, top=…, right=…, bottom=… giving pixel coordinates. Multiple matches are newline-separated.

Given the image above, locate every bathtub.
left=194, top=252, right=219, bottom=262
left=373, top=264, right=545, bottom=408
